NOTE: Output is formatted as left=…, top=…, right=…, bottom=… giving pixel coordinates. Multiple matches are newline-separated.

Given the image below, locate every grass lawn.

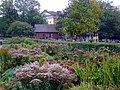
left=2, top=44, right=10, bottom=47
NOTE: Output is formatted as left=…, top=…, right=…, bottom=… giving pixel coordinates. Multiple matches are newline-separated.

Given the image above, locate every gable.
left=42, top=10, right=57, bottom=16
left=43, top=12, right=52, bottom=16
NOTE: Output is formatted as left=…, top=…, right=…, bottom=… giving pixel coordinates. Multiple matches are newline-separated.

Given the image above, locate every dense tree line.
left=0, top=0, right=46, bottom=37
left=0, top=0, right=120, bottom=39
left=56, top=0, right=120, bottom=40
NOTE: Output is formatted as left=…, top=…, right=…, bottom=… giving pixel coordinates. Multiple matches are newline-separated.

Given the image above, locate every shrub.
left=7, top=21, right=34, bottom=37
left=14, top=61, right=76, bottom=90
left=0, top=66, right=21, bottom=90
left=7, top=47, right=52, bottom=68
left=34, top=39, right=120, bottom=52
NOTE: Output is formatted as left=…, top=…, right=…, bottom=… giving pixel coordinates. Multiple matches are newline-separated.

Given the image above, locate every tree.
left=0, top=16, right=9, bottom=35
left=14, top=0, right=46, bottom=26
left=0, top=0, right=18, bottom=20
left=15, top=0, right=40, bottom=21
left=0, top=0, right=18, bottom=36
left=7, top=21, right=34, bottom=37
left=98, top=1, right=120, bottom=39
left=56, top=0, right=103, bottom=38
left=0, top=0, right=46, bottom=36
left=25, top=10, right=46, bottom=27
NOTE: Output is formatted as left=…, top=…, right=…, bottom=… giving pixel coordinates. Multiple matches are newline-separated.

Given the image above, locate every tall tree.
left=0, top=0, right=18, bottom=20
left=14, top=0, right=40, bottom=22
left=0, top=0, right=46, bottom=36
left=56, top=0, right=103, bottom=38
left=25, top=10, right=46, bottom=27
left=0, top=0, right=18, bottom=35
left=98, top=1, right=120, bottom=39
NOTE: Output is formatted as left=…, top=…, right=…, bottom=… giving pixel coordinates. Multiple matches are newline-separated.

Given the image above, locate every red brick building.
left=34, top=24, right=60, bottom=39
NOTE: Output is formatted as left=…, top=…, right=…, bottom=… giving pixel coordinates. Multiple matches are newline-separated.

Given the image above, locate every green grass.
left=2, top=44, right=10, bottom=47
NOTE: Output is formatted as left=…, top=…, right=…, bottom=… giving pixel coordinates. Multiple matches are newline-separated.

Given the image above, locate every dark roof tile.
left=35, top=24, right=59, bottom=33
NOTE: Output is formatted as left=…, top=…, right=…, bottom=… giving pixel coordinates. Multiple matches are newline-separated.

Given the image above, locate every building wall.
left=35, top=32, right=59, bottom=39
left=45, top=16, right=55, bottom=24
left=42, top=11, right=58, bottom=24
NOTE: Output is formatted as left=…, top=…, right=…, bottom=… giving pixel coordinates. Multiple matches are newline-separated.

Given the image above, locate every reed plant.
left=74, top=54, right=120, bottom=87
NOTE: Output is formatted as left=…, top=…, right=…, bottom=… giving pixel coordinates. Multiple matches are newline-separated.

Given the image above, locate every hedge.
left=2, top=38, right=120, bottom=52
left=33, top=39, right=120, bottom=52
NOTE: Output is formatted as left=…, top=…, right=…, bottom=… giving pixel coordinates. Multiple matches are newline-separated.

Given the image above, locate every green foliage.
left=34, top=39, right=120, bottom=52
left=68, top=82, right=120, bottom=90
left=0, top=48, right=11, bottom=73
left=15, top=0, right=40, bottom=16
left=25, top=10, right=47, bottom=27
left=7, top=21, right=34, bottom=37
left=0, top=0, right=46, bottom=36
left=14, top=0, right=46, bottom=26
left=68, top=42, right=120, bottom=52
left=8, top=37, right=25, bottom=44
left=98, top=1, right=120, bottom=39
left=73, top=55, right=120, bottom=85
left=5, top=37, right=35, bottom=45
left=0, top=66, right=21, bottom=90
left=56, top=0, right=103, bottom=37
left=0, top=0, right=18, bottom=36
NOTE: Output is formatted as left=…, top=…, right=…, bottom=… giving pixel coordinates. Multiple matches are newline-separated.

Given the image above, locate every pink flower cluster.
left=8, top=48, right=44, bottom=61
left=14, top=61, right=76, bottom=86
left=9, top=48, right=29, bottom=58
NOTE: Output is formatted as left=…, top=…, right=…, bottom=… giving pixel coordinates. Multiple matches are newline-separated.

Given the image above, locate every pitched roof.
left=35, top=24, right=59, bottom=33
left=42, top=10, right=57, bottom=16
left=42, top=10, right=62, bottom=16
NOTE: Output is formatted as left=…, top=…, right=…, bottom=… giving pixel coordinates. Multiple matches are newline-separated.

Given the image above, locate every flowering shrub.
left=14, top=61, right=76, bottom=90
left=7, top=47, right=53, bottom=67
left=40, top=43, right=69, bottom=57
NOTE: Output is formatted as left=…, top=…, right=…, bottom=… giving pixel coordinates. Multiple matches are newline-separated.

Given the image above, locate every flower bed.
left=0, top=37, right=120, bottom=90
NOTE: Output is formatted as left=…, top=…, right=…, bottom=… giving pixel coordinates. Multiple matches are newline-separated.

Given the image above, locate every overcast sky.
left=38, top=0, right=68, bottom=12
left=38, top=0, right=120, bottom=12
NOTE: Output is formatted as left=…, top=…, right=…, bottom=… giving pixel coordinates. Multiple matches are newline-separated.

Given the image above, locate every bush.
left=0, top=66, right=21, bottom=90
left=34, top=39, right=120, bottom=52
left=14, top=61, right=76, bottom=90
left=7, top=21, right=34, bottom=37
